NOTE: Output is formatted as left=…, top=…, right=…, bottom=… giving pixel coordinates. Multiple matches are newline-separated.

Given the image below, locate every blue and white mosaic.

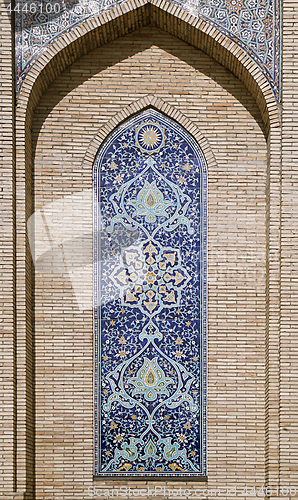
left=15, top=0, right=281, bottom=99
left=93, top=109, right=207, bottom=476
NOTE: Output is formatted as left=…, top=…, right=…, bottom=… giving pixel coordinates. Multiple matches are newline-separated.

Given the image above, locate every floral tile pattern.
left=15, top=0, right=280, bottom=99
left=93, top=109, right=207, bottom=477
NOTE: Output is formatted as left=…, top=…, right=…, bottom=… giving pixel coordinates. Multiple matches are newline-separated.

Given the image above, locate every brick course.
left=280, top=0, right=298, bottom=491
left=0, top=1, right=16, bottom=496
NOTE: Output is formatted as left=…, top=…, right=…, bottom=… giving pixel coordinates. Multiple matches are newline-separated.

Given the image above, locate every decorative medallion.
left=110, top=239, right=191, bottom=315
left=135, top=122, right=166, bottom=153
left=94, top=109, right=207, bottom=477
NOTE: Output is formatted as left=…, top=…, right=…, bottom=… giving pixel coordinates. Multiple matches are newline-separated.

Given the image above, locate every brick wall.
left=0, top=1, right=16, bottom=496
left=280, top=1, right=298, bottom=492
left=31, top=26, right=267, bottom=499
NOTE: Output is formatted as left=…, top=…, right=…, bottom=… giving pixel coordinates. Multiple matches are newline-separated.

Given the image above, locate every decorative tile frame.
left=93, top=109, right=207, bottom=477
left=15, top=0, right=281, bottom=99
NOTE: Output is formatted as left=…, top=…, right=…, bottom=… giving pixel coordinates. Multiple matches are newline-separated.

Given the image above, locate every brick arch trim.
left=16, top=0, right=280, bottom=137
left=82, top=96, right=217, bottom=172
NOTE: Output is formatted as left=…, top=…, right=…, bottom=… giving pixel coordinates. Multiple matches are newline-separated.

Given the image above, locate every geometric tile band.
left=15, top=0, right=281, bottom=99
left=93, top=109, right=207, bottom=476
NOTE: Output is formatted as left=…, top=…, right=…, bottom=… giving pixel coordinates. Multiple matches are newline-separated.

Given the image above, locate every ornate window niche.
left=93, top=109, right=207, bottom=478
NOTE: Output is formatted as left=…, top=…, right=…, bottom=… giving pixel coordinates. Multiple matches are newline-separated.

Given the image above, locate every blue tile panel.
left=15, top=0, right=280, bottom=99
left=93, top=109, right=207, bottom=477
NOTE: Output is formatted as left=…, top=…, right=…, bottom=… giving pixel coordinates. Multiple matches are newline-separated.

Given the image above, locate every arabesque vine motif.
left=94, top=109, right=207, bottom=476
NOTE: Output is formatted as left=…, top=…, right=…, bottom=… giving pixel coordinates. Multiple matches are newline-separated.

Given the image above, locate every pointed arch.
left=82, top=96, right=217, bottom=173
left=93, top=108, right=207, bottom=477
left=17, top=0, right=280, bottom=137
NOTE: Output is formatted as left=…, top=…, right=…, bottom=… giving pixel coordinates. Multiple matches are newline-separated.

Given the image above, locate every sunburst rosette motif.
left=135, top=121, right=166, bottom=154
left=94, top=109, right=207, bottom=476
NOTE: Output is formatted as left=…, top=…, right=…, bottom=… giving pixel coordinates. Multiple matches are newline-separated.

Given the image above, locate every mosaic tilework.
left=15, top=0, right=99, bottom=90
left=15, top=0, right=281, bottom=99
left=93, top=109, right=207, bottom=477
